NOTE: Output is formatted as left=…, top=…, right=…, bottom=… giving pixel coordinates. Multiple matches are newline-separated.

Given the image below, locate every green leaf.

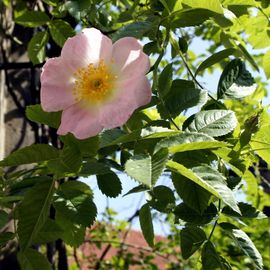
left=202, top=241, right=230, bottom=270
left=17, top=177, right=55, bottom=251
left=64, top=0, right=92, bottom=19
left=217, top=59, right=256, bottom=100
left=55, top=211, right=85, bottom=247
left=48, top=19, right=75, bottom=47
left=100, top=129, right=140, bottom=148
left=139, top=204, right=154, bottom=247
left=79, top=161, right=111, bottom=176
left=149, top=185, right=175, bottom=213
left=111, top=21, right=156, bottom=42
left=32, top=218, right=63, bottom=244
left=175, top=203, right=217, bottom=225
left=195, top=48, right=237, bottom=76
left=219, top=222, right=239, bottom=231
left=172, top=172, right=212, bottom=213
left=170, top=8, right=217, bottom=28
left=0, top=232, right=15, bottom=248
left=184, top=110, right=237, bottom=137
left=262, top=49, right=270, bottom=78
left=180, top=226, right=207, bottom=259
left=15, top=11, right=50, bottom=27
left=18, top=248, right=51, bottom=270
left=178, top=36, right=188, bottom=53
left=167, top=161, right=221, bottom=199
left=250, top=110, right=270, bottom=165
left=61, top=141, right=82, bottom=173
left=158, top=79, right=204, bottom=118
left=97, top=172, right=122, bottom=198
left=222, top=0, right=256, bottom=5
left=26, top=105, right=61, bottom=128
left=231, top=229, right=263, bottom=269
left=53, top=181, right=97, bottom=227
left=0, top=144, right=59, bottom=167
left=47, top=159, right=72, bottom=177
left=61, top=133, right=99, bottom=156
left=193, top=166, right=240, bottom=214
left=182, top=0, right=224, bottom=14
left=155, top=132, right=227, bottom=153
left=123, top=185, right=149, bottom=197
left=222, top=202, right=267, bottom=219
left=141, top=128, right=179, bottom=139
left=125, top=149, right=168, bottom=187
left=0, top=210, right=8, bottom=229
left=212, top=147, right=247, bottom=176
left=238, top=43, right=260, bottom=72
left=9, top=177, right=39, bottom=196
left=168, top=162, right=241, bottom=213
left=158, top=63, right=173, bottom=97
left=162, top=86, right=208, bottom=118
left=27, top=31, right=49, bottom=65
left=173, top=150, right=216, bottom=168
left=42, top=0, right=59, bottom=6
left=0, top=195, right=23, bottom=205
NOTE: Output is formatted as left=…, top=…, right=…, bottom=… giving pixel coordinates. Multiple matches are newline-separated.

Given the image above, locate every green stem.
left=169, top=33, right=217, bottom=102
left=152, top=28, right=180, bottom=130
left=208, top=199, right=221, bottom=241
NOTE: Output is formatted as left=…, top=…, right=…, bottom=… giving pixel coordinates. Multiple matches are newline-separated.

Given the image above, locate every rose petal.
left=61, top=28, right=112, bottom=72
left=100, top=76, right=152, bottom=128
left=41, top=57, right=76, bottom=112
left=57, top=103, right=103, bottom=139
left=112, top=37, right=150, bottom=79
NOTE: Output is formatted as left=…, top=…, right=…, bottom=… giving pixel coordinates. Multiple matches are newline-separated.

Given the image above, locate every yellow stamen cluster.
left=73, top=60, right=116, bottom=104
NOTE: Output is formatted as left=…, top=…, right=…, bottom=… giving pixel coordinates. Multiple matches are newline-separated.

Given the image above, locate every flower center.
left=73, top=60, right=116, bottom=104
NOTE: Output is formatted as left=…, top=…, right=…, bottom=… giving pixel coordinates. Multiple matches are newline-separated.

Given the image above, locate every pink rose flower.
left=40, top=28, right=152, bottom=139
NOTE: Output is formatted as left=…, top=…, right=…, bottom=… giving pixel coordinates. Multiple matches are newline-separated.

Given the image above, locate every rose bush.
left=41, top=28, right=151, bottom=139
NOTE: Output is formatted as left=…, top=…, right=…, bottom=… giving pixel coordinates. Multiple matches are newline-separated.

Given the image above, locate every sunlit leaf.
left=27, top=31, right=49, bottom=65
left=217, top=59, right=256, bottom=99
left=112, top=21, right=157, bottom=42
left=231, top=229, right=263, bottom=269
left=262, top=49, right=270, bottom=79
left=182, top=0, right=223, bottom=14
left=155, top=132, right=227, bottom=153
left=125, top=149, right=168, bottom=187
left=26, top=105, right=61, bottom=128
left=15, top=11, right=50, bottom=27
left=168, top=162, right=240, bottom=213
left=48, top=19, right=75, bottom=47
left=195, top=48, right=237, bottom=76
left=184, top=110, right=237, bottom=137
